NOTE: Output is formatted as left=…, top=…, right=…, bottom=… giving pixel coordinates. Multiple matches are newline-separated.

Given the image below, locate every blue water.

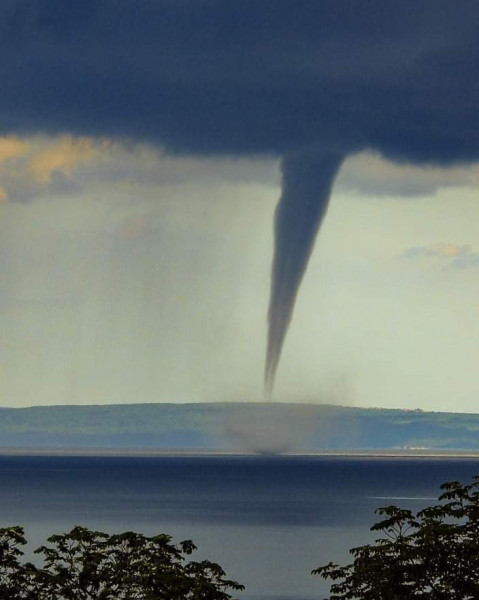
left=1, top=454, right=478, bottom=600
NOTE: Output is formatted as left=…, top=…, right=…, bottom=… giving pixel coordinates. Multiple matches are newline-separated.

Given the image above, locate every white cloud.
left=399, top=242, right=479, bottom=269
left=338, top=151, right=479, bottom=197
left=0, top=135, right=102, bottom=202
left=401, top=243, right=472, bottom=259
left=450, top=254, right=479, bottom=269
left=3, top=135, right=478, bottom=205
left=0, top=134, right=278, bottom=203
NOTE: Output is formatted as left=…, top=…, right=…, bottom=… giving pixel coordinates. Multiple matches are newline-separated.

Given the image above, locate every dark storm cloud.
left=1, top=0, right=478, bottom=163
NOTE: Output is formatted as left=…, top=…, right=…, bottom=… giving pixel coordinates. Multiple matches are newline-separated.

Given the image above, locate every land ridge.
left=0, top=402, right=478, bottom=451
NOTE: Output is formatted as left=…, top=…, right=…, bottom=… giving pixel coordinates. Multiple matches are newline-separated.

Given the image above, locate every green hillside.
left=0, top=403, right=478, bottom=451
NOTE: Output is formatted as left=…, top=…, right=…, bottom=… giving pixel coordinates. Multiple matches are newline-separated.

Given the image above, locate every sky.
left=1, top=1, right=479, bottom=412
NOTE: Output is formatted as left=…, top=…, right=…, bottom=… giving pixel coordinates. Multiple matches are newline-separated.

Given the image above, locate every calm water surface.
left=1, top=455, right=478, bottom=600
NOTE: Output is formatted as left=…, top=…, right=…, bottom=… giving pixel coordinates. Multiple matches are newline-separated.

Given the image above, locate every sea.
left=1, top=454, right=478, bottom=600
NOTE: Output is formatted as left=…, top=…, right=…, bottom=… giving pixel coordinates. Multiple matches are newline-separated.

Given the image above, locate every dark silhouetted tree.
left=0, top=525, right=243, bottom=600
left=314, top=475, right=479, bottom=600
left=0, top=526, right=37, bottom=600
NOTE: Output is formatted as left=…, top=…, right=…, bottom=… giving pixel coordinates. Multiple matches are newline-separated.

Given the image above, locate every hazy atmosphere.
left=2, top=1, right=479, bottom=412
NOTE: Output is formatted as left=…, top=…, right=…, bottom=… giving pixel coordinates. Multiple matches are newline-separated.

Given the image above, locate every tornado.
left=265, top=149, right=345, bottom=400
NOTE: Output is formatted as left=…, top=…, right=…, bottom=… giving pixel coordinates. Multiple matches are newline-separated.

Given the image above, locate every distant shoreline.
left=2, top=403, right=479, bottom=453
left=2, top=447, right=479, bottom=459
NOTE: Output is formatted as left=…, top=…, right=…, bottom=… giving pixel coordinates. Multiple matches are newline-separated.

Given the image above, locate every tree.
left=0, top=526, right=37, bottom=600
left=0, top=526, right=244, bottom=600
left=313, top=475, right=479, bottom=600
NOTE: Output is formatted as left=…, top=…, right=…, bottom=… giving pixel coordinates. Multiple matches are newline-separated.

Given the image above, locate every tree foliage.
left=314, top=475, right=479, bottom=600
left=0, top=526, right=35, bottom=600
left=0, top=526, right=244, bottom=600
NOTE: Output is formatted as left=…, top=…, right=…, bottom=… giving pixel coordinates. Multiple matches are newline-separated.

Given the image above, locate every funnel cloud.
left=265, top=151, right=344, bottom=398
